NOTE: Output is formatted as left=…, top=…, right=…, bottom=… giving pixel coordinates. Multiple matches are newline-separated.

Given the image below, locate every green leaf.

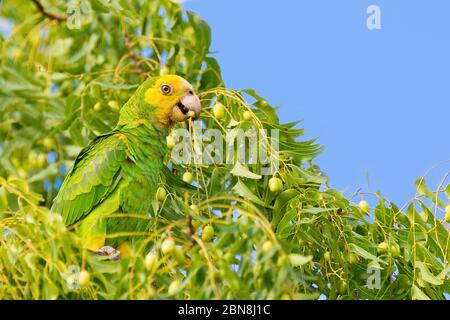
left=348, top=243, right=385, bottom=265
left=232, top=179, right=266, bottom=207
left=230, top=161, right=261, bottom=180
left=412, top=285, right=430, bottom=300
left=271, top=189, right=299, bottom=229
left=90, top=0, right=110, bottom=13
left=415, top=261, right=444, bottom=286
left=289, top=254, right=312, bottom=267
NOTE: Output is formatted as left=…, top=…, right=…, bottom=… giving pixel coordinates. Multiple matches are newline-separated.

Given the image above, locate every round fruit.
left=213, top=102, right=225, bottom=119
left=189, top=204, right=198, bottom=213
left=389, top=243, right=401, bottom=257
left=168, top=279, right=181, bottom=296
left=445, top=205, right=450, bottom=223
left=358, top=200, right=369, bottom=213
left=0, top=122, right=11, bottom=134
left=182, top=171, right=193, bottom=184
left=78, top=270, right=90, bottom=287
left=276, top=255, right=286, bottom=267
left=36, top=153, right=47, bottom=168
left=280, top=293, right=291, bottom=300
left=93, top=102, right=102, bottom=112
left=262, top=240, right=273, bottom=253
left=174, top=247, right=185, bottom=262
left=243, top=111, right=252, bottom=121
left=324, top=251, right=331, bottom=263
left=144, top=253, right=158, bottom=272
left=202, top=225, right=214, bottom=242
left=41, top=138, right=55, bottom=150
left=377, top=241, right=389, bottom=254
left=260, top=100, right=268, bottom=107
left=156, top=187, right=167, bottom=202
left=268, top=177, right=283, bottom=193
left=338, top=280, right=348, bottom=293
left=349, top=253, right=358, bottom=264
left=17, top=169, right=27, bottom=179
left=161, top=238, right=175, bottom=255
left=27, top=151, right=37, bottom=167
left=107, top=100, right=119, bottom=110
left=224, top=252, right=233, bottom=262
left=166, top=135, right=176, bottom=149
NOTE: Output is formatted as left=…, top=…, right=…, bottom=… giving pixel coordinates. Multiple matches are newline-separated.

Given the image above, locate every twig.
left=32, top=0, right=66, bottom=22
left=124, top=34, right=147, bottom=79
left=186, top=214, right=196, bottom=246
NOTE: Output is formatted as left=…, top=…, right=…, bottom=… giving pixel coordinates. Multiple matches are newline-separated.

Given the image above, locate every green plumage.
left=52, top=77, right=169, bottom=248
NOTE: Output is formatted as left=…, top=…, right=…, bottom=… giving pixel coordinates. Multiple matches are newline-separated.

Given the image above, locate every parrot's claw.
left=96, top=246, right=121, bottom=261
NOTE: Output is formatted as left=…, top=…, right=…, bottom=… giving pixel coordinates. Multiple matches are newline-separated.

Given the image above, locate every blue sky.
left=183, top=0, right=450, bottom=206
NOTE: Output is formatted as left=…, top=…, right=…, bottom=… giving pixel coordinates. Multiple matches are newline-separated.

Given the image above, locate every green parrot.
left=52, top=75, right=201, bottom=258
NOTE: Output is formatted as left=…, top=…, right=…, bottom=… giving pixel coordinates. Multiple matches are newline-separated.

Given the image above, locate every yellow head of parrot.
left=144, top=75, right=201, bottom=127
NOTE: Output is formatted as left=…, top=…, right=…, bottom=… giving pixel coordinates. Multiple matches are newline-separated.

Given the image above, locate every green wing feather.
left=52, top=133, right=127, bottom=225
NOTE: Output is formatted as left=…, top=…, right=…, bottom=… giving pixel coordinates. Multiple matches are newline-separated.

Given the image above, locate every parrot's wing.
left=52, top=133, right=128, bottom=225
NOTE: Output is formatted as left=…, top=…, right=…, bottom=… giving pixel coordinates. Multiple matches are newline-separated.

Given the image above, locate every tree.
left=0, top=0, right=448, bottom=300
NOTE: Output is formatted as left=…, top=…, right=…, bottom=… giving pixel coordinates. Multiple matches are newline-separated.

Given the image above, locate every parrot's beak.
left=177, top=92, right=202, bottom=120
left=170, top=90, right=202, bottom=123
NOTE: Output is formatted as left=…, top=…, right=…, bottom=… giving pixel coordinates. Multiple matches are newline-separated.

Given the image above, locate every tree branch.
left=124, top=34, right=148, bottom=79
left=32, top=0, right=66, bottom=22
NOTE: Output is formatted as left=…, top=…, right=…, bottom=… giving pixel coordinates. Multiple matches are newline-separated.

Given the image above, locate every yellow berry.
left=144, top=253, right=158, bottom=272
left=107, top=100, right=119, bottom=110
left=78, top=270, right=90, bottom=287
left=156, top=187, right=167, bottom=202
left=389, top=243, right=400, bottom=257
left=93, top=102, right=102, bottom=112
left=213, top=102, right=225, bottom=119
left=324, top=251, right=331, bottom=263
left=189, top=204, right=198, bottom=213
left=280, top=293, right=291, bottom=300
left=168, top=279, right=181, bottom=296
left=338, top=280, right=348, bottom=293
left=41, top=138, right=56, bottom=150
left=17, top=169, right=27, bottom=179
left=377, top=241, right=389, bottom=254
left=358, top=200, right=369, bottom=213
left=201, top=225, right=214, bottom=242
left=262, top=240, right=273, bottom=253
left=161, top=238, right=175, bottom=255
left=182, top=171, right=193, bottom=184
left=0, top=121, right=11, bottom=133
left=243, top=111, right=252, bottom=121
left=268, top=177, right=283, bottom=193
left=174, top=247, right=185, bottom=262
left=349, top=253, right=358, bottom=264
left=36, top=153, right=47, bottom=168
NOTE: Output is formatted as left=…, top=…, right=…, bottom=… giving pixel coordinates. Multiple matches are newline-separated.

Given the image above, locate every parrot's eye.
left=160, top=84, right=173, bottom=95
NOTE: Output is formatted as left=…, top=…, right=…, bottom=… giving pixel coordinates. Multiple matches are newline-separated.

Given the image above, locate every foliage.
left=0, top=0, right=449, bottom=300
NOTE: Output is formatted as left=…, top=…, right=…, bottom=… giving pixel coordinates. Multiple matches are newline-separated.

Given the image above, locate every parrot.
left=51, top=75, right=201, bottom=259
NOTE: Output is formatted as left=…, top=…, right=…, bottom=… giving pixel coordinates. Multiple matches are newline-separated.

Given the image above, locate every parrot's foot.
left=96, top=246, right=121, bottom=261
